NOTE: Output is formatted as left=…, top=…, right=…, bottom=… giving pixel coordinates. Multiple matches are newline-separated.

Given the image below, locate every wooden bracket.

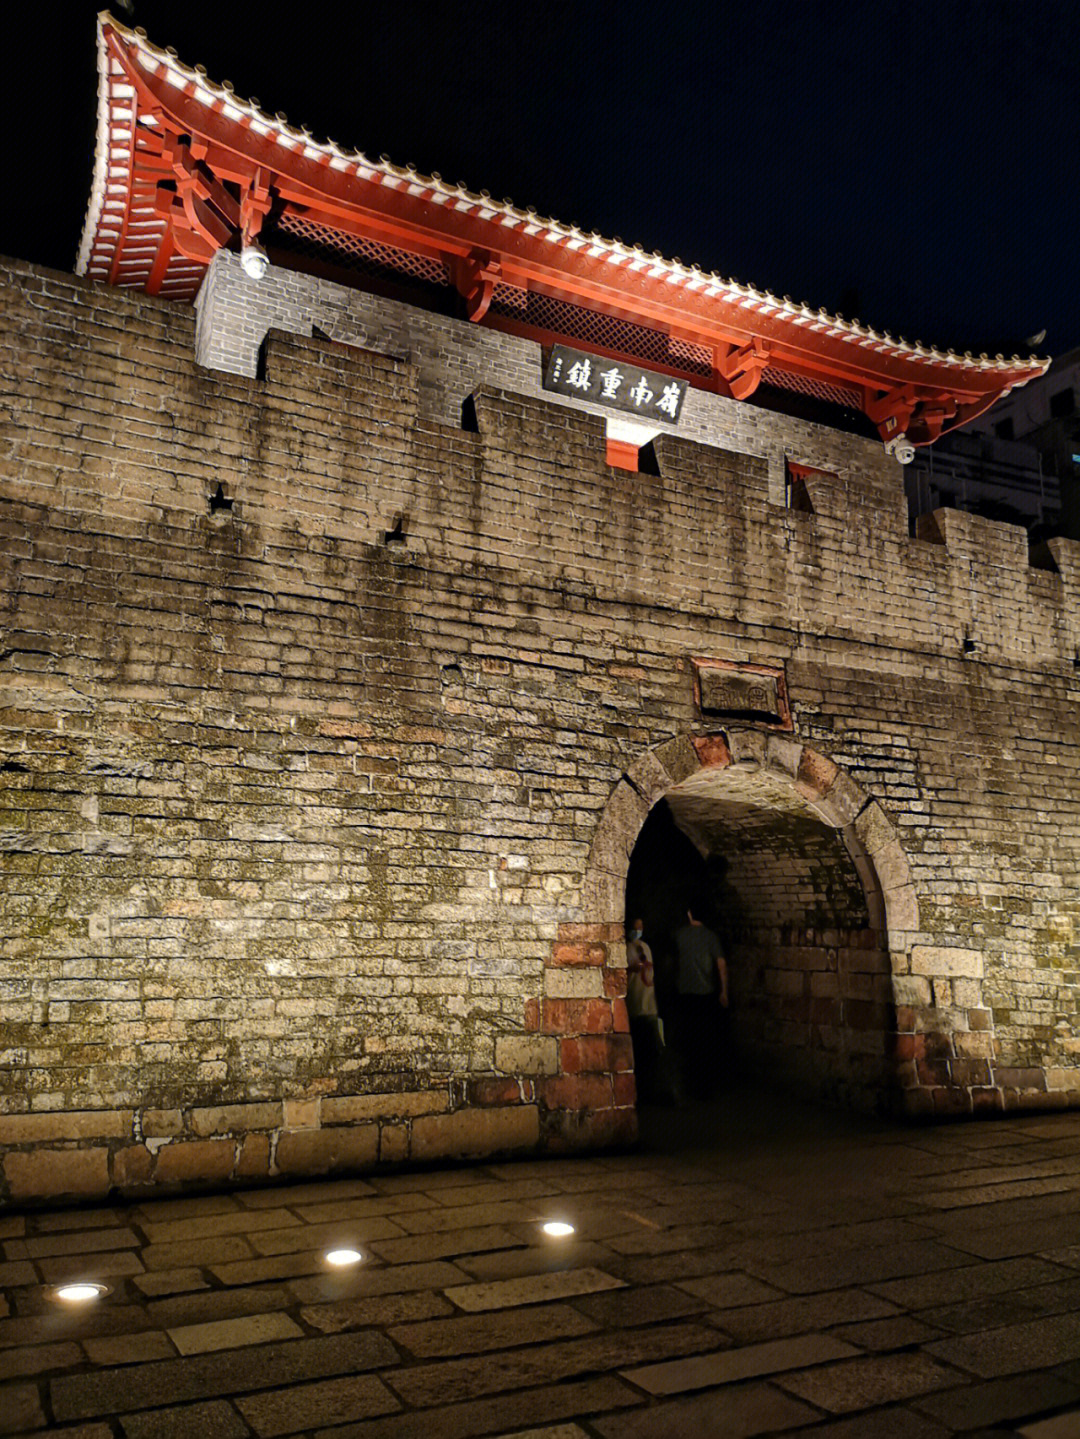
left=865, top=382, right=919, bottom=441
left=154, top=133, right=241, bottom=262
left=448, top=252, right=501, bottom=322
left=240, top=168, right=273, bottom=247
left=715, top=339, right=771, bottom=400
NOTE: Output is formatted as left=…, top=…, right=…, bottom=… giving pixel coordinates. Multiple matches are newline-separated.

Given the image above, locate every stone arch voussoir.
left=586, top=730, right=920, bottom=944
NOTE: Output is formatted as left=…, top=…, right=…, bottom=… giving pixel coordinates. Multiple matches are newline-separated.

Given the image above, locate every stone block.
left=539, top=1074, right=613, bottom=1111
left=891, top=975, right=931, bottom=1007
left=142, top=1109, right=183, bottom=1137
left=120, top=1400, right=249, bottom=1439
left=544, top=1104, right=638, bottom=1150
left=726, top=728, right=768, bottom=767
left=494, top=1035, right=560, bottom=1075
left=885, top=884, right=920, bottom=930
left=237, top=1134, right=271, bottom=1177
left=444, top=1265, right=624, bottom=1313
left=379, top=1124, right=408, bottom=1162
left=0, top=1384, right=45, bottom=1433
left=652, top=734, right=700, bottom=786
left=321, top=1091, right=449, bottom=1123
left=779, top=1351, right=959, bottom=1413
left=190, top=1103, right=281, bottom=1136
left=274, top=1125, right=378, bottom=1176
left=587, top=782, right=650, bottom=876
left=809, top=770, right=865, bottom=827
left=153, top=1141, right=236, bottom=1185
left=168, top=1311, right=304, bottom=1355
left=690, top=733, right=732, bottom=769
left=766, top=734, right=803, bottom=777
left=623, top=1333, right=859, bottom=1394
left=910, top=946, right=983, bottom=979
left=409, top=1105, right=539, bottom=1162
left=561, top=1034, right=634, bottom=1073
left=624, top=747, right=674, bottom=806
left=4, top=1147, right=109, bottom=1201
left=544, top=967, right=605, bottom=999
left=112, top=1144, right=153, bottom=1188
left=581, top=865, right=625, bottom=926
left=237, top=1374, right=400, bottom=1435
left=282, top=1099, right=321, bottom=1129
left=0, top=1110, right=130, bottom=1144
left=796, top=746, right=840, bottom=797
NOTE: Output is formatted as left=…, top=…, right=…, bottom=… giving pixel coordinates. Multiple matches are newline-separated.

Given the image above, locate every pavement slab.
left=774, top=1351, right=961, bottom=1412
left=911, top=1370, right=1080, bottom=1430
left=4, top=1087, right=1080, bottom=1437
left=443, top=1265, right=625, bottom=1312
left=622, top=1331, right=859, bottom=1394
left=118, top=1398, right=250, bottom=1438
left=588, top=1381, right=820, bottom=1437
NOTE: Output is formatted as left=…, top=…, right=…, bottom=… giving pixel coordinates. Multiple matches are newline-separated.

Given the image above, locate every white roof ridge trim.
left=91, top=13, right=1051, bottom=377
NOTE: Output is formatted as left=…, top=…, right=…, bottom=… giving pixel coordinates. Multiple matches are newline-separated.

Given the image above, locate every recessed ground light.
left=52, top=1282, right=109, bottom=1303
left=324, top=1248, right=363, bottom=1267
left=541, top=1221, right=576, bottom=1238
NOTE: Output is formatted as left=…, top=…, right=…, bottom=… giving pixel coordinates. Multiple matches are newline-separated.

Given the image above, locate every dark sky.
left=4, top=0, right=1078, bottom=357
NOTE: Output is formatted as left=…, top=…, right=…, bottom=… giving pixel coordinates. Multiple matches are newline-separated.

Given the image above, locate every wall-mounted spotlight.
left=240, top=241, right=269, bottom=280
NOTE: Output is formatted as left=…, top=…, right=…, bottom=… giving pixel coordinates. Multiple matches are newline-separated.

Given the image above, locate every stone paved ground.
left=2, top=1087, right=1080, bottom=1438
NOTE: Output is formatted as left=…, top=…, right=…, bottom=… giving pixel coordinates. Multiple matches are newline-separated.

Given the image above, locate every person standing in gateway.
left=670, top=909, right=729, bottom=1097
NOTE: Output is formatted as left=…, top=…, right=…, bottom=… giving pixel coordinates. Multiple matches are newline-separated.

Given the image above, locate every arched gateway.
left=580, top=730, right=921, bottom=1114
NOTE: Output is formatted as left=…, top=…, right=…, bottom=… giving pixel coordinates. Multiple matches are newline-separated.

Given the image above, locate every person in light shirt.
left=626, top=918, right=664, bottom=1099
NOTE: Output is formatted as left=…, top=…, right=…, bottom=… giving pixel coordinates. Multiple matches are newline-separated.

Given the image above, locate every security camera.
left=885, top=434, right=916, bottom=465
left=240, top=242, right=269, bottom=280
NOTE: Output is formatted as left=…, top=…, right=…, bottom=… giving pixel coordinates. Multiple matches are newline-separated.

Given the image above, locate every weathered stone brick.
left=410, top=1106, right=539, bottom=1162
left=153, top=1141, right=236, bottom=1186
left=274, top=1126, right=378, bottom=1176
left=4, top=1148, right=109, bottom=1201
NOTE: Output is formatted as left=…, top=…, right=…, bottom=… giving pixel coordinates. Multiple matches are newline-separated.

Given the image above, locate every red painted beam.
left=98, top=21, right=1043, bottom=445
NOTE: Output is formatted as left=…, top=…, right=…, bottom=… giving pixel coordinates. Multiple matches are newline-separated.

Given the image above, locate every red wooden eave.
left=78, top=14, right=1050, bottom=449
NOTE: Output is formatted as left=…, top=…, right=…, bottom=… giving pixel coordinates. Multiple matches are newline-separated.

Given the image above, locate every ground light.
left=324, top=1248, right=363, bottom=1267
left=52, top=1282, right=109, bottom=1303
left=541, top=1221, right=576, bottom=1238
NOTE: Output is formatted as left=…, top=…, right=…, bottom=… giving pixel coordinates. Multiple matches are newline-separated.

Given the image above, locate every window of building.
left=994, top=417, right=1014, bottom=440
left=1050, top=387, right=1075, bottom=419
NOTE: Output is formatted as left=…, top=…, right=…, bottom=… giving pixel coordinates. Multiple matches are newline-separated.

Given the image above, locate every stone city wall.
left=2, top=255, right=1080, bottom=1205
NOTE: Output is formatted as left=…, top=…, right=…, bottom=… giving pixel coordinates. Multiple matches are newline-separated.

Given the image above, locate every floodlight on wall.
left=541, top=1221, right=576, bottom=1238
left=240, top=241, right=269, bottom=280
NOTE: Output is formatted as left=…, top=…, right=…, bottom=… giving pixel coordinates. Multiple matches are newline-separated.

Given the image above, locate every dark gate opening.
left=625, top=778, right=895, bottom=1113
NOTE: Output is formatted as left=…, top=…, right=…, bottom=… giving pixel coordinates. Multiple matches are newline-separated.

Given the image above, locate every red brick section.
left=537, top=922, right=637, bottom=1151
left=691, top=733, right=732, bottom=768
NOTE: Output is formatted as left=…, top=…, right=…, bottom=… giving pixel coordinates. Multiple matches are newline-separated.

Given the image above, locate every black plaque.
left=542, top=345, right=687, bottom=424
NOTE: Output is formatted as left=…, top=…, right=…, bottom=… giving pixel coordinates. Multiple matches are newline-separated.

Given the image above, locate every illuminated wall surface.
left=2, top=252, right=1080, bottom=1205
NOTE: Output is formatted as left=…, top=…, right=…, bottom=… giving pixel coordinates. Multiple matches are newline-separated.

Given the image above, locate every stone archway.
left=583, top=729, right=922, bottom=1113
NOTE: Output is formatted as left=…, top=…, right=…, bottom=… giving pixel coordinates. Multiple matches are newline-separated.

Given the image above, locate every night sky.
left=4, top=0, right=1078, bottom=358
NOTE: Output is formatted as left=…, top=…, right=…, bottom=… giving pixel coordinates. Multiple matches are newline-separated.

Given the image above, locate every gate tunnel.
left=589, top=734, right=916, bottom=1113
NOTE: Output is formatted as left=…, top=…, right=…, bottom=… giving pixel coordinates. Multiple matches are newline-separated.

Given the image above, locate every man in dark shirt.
left=669, top=909, right=728, bottom=1096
